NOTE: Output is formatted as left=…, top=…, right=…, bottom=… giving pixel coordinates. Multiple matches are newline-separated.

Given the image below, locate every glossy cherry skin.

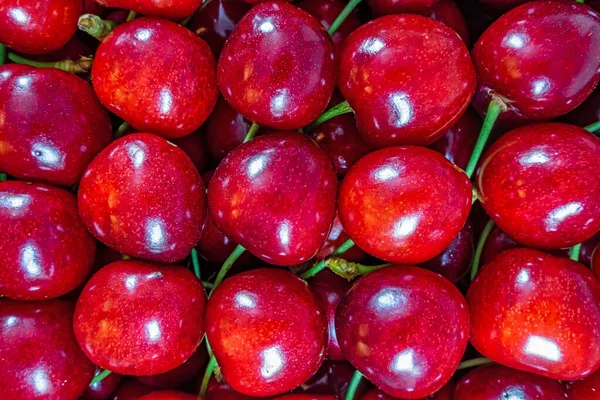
left=137, top=346, right=208, bottom=389
left=429, top=108, right=480, bottom=172
left=217, top=1, right=336, bottom=130
left=454, top=364, right=566, bottom=400
left=468, top=248, right=600, bottom=380
left=82, top=369, right=125, bottom=400
left=338, top=15, right=475, bottom=147
left=188, top=0, right=252, bottom=56
left=206, top=268, right=327, bottom=396
left=208, top=132, right=337, bottom=266
left=172, top=129, right=209, bottom=173
left=309, top=270, right=352, bottom=361
left=205, top=97, right=253, bottom=162
left=471, top=1, right=600, bottom=122
left=197, top=215, right=257, bottom=270
left=90, top=0, right=202, bottom=20
left=361, top=382, right=454, bottom=400
left=316, top=213, right=369, bottom=263
left=78, top=133, right=206, bottom=263
left=0, top=0, right=81, bottom=54
left=561, top=89, right=600, bottom=128
left=0, top=65, right=112, bottom=186
left=113, top=380, right=154, bottom=400
left=567, top=367, right=600, bottom=400
left=139, top=391, right=198, bottom=400
left=295, top=360, right=368, bottom=399
left=427, top=0, right=470, bottom=46
left=368, top=0, right=441, bottom=15
left=339, top=146, right=472, bottom=264
left=0, top=181, right=96, bottom=300
left=477, top=123, right=600, bottom=249
left=336, top=266, right=470, bottom=399
left=15, top=35, right=93, bottom=63
left=204, top=378, right=259, bottom=400
left=582, top=232, right=600, bottom=268
left=92, top=18, right=218, bottom=139
left=0, top=299, right=96, bottom=400
left=74, top=260, right=206, bottom=376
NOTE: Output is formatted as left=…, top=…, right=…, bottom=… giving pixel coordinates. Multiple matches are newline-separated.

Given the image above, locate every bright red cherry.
left=0, top=181, right=96, bottom=300
left=217, top=1, right=336, bottom=130
left=82, top=369, right=125, bottom=400
left=92, top=18, right=218, bottom=139
left=78, top=133, right=206, bottom=263
left=454, top=364, right=566, bottom=399
left=468, top=248, right=600, bottom=380
left=206, top=268, right=327, bottom=396
left=477, top=123, right=600, bottom=249
left=0, top=299, right=96, bottom=400
left=0, top=65, right=112, bottom=186
left=136, top=346, right=207, bottom=389
left=208, top=132, right=337, bottom=266
left=338, top=15, right=475, bottom=147
left=74, top=260, right=206, bottom=376
left=471, top=1, right=600, bottom=122
left=368, top=0, right=441, bottom=15
left=113, top=380, right=154, bottom=400
left=0, top=0, right=81, bottom=54
left=567, top=367, right=600, bottom=399
left=316, top=213, right=369, bottom=263
left=427, top=0, right=470, bottom=46
left=88, top=0, right=202, bottom=20
left=429, top=108, right=480, bottom=171
left=339, top=146, right=472, bottom=264
left=172, top=129, right=209, bottom=174
left=139, top=391, right=198, bottom=400
left=336, top=266, right=470, bottom=399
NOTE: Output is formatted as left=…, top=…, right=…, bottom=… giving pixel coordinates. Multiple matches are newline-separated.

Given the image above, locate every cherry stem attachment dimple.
left=300, top=239, right=355, bottom=279
left=78, top=14, right=117, bottom=40
left=345, top=369, right=363, bottom=400
left=456, top=357, right=493, bottom=370
left=471, top=219, right=495, bottom=281
left=464, top=96, right=507, bottom=179
left=584, top=120, right=600, bottom=133
left=199, top=354, right=218, bottom=398
left=211, top=244, right=246, bottom=293
left=307, top=100, right=353, bottom=132
left=90, top=369, right=112, bottom=385
left=191, top=248, right=201, bottom=279
left=328, top=0, right=362, bottom=36
left=570, top=243, right=582, bottom=262
left=7, top=53, right=92, bottom=74
left=244, top=122, right=260, bottom=143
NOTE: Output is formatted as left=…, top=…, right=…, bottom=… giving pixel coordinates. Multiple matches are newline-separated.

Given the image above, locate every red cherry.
left=336, top=266, right=470, bottom=399
left=82, top=369, right=125, bottom=400
left=339, top=146, right=472, bottom=264
left=208, top=132, right=337, bottom=266
left=296, top=360, right=369, bottom=399
left=581, top=232, right=600, bottom=268
left=205, top=97, right=254, bottom=162
left=368, top=0, right=442, bottom=15
left=316, top=213, right=369, bottom=263
left=0, top=299, right=95, bottom=399
left=74, top=260, right=207, bottom=375
left=13, top=35, right=93, bottom=63
left=243, top=0, right=292, bottom=4
left=429, top=108, right=480, bottom=171
left=477, top=123, right=600, bottom=249
left=476, top=0, right=527, bottom=11
left=0, top=65, right=112, bottom=186
left=88, top=0, right=202, bottom=20
left=171, top=129, right=210, bottom=173
left=427, top=0, right=470, bottom=46
left=136, top=346, right=208, bottom=389
left=454, top=364, right=565, bottom=399
left=83, top=0, right=110, bottom=16
left=217, top=1, right=336, bottom=129
left=113, top=380, right=154, bottom=400
left=78, top=133, right=206, bottom=263
left=206, top=268, right=327, bottom=396
left=0, top=181, right=96, bottom=300
left=592, top=243, right=600, bottom=278
left=471, top=1, right=600, bottom=122
left=567, top=367, right=600, bottom=399
left=0, top=0, right=81, bottom=54
left=273, top=396, right=336, bottom=400
left=338, top=15, right=475, bottom=147
left=360, top=381, right=454, bottom=399
left=468, top=248, right=600, bottom=380
left=92, top=18, right=218, bottom=139
left=139, top=391, right=198, bottom=400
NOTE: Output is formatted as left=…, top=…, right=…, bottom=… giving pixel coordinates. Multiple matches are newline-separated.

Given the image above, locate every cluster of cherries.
left=1, top=0, right=600, bottom=399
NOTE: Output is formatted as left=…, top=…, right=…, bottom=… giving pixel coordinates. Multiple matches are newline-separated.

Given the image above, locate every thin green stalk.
left=202, top=281, right=214, bottom=290
left=570, top=243, right=582, bottom=262
left=7, top=53, right=92, bottom=74
left=326, top=257, right=393, bottom=280
left=199, top=355, right=218, bottom=398
left=212, top=244, right=245, bottom=292
left=126, top=11, right=138, bottom=22
left=464, top=97, right=507, bottom=179
left=244, top=122, right=260, bottom=143
left=115, top=122, right=130, bottom=138
left=584, top=120, right=600, bottom=133
left=78, top=14, right=117, bottom=40
left=180, top=15, right=192, bottom=26
left=0, top=44, right=6, bottom=66
left=345, top=369, right=363, bottom=400
left=471, top=219, right=495, bottom=281
left=457, top=357, right=493, bottom=370
left=307, top=100, right=353, bottom=132
left=328, top=0, right=363, bottom=36
left=191, top=248, right=201, bottom=279
left=90, top=369, right=111, bottom=385
left=0, top=173, right=7, bottom=182
left=300, top=239, right=355, bottom=279
left=576, top=0, right=584, bottom=3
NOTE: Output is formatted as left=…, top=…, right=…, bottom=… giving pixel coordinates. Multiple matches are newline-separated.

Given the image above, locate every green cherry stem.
left=0, top=44, right=6, bottom=66
left=576, top=0, right=584, bottom=3
left=211, top=244, right=246, bottom=293
left=345, top=369, right=364, bottom=400
left=78, top=14, right=117, bottom=40
left=0, top=173, right=7, bottom=182
left=300, top=239, right=355, bottom=279
left=90, top=369, right=112, bottom=385
left=199, top=354, right=218, bottom=398
left=584, top=120, right=600, bottom=133
left=7, top=53, right=92, bottom=74
left=180, top=15, right=193, bottom=26
left=328, top=0, right=363, bottom=36
left=464, top=96, right=507, bottom=179
left=326, top=258, right=394, bottom=280
left=471, top=219, right=495, bottom=281
left=202, top=281, right=214, bottom=290
left=191, top=248, right=201, bottom=279
left=126, top=10, right=138, bottom=22
left=115, top=121, right=130, bottom=139
left=570, top=243, right=582, bottom=262
left=307, top=100, right=353, bottom=132
left=244, top=122, right=260, bottom=143
left=456, top=357, right=493, bottom=370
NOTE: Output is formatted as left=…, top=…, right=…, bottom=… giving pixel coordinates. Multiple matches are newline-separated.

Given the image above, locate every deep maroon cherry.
left=171, top=129, right=209, bottom=173
left=0, top=299, right=96, bottom=399
left=336, top=266, right=470, bottom=399
left=476, top=0, right=527, bottom=11
left=82, top=369, right=125, bottom=400
left=454, top=364, right=565, bottom=399
left=361, top=382, right=455, bottom=400
left=471, top=1, right=600, bottom=122
left=477, top=123, right=600, bottom=249
left=208, top=132, right=337, bottom=266
left=560, top=89, right=600, bottom=128
left=0, top=65, right=112, bottom=186
left=113, top=380, right=154, bottom=400
left=294, top=360, right=369, bottom=399
left=15, top=35, right=93, bottom=63
left=83, top=0, right=110, bottom=16
left=582, top=232, right=600, bottom=268
left=205, top=97, right=254, bottom=162
left=368, top=0, right=442, bottom=15
left=339, top=146, right=472, bottom=264
left=204, top=378, right=258, bottom=400
left=92, top=18, right=218, bottom=139
left=74, top=260, right=207, bottom=376
left=0, top=181, right=96, bottom=300
left=338, top=15, right=475, bottom=147
left=567, top=367, right=600, bottom=400
left=429, top=108, right=480, bottom=171
left=217, top=1, right=336, bottom=130
left=468, top=248, right=600, bottom=380
left=206, top=268, right=327, bottom=396
left=136, top=346, right=208, bottom=389
left=273, top=396, right=336, bottom=400
left=0, top=0, right=81, bottom=54
left=78, top=133, right=206, bottom=263
left=426, top=0, right=470, bottom=46
left=316, top=213, right=369, bottom=263
left=139, top=391, right=198, bottom=400
left=592, top=243, right=600, bottom=278
left=88, top=0, right=202, bottom=20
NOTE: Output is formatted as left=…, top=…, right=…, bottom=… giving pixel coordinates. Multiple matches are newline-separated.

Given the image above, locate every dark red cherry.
left=206, top=268, right=327, bottom=396
left=171, top=129, right=209, bottom=173
left=273, top=396, right=336, bottom=400
left=427, top=0, right=470, bottom=46
left=136, top=346, right=208, bottom=389
left=339, top=146, right=472, bottom=264
left=336, top=266, right=470, bottom=399
left=0, top=0, right=81, bottom=54
left=454, top=364, right=565, bottom=400
left=113, top=380, right=154, bottom=400
left=295, top=360, right=369, bottom=399
left=582, top=232, right=600, bottom=268
left=477, top=123, right=600, bottom=249
left=78, top=133, right=206, bottom=263
left=0, top=65, right=112, bottom=186
left=338, top=15, right=475, bottom=147
left=217, top=1, right=336, bottom=130
left=0, top=299, right=95, bottom=399
left=88, top=0, right=202, bottom=20
left=139, top=391, right=197, bottom=400
left=468, top=248, right=600, bottom=380
left=567, top=367, right=600, bottom=399
left=83, top=0, right=110, bottom=16
left=429, top=108, right=480, bottom=171
left=74, top=260, right=207, bottom=376
left=188, top=0, right=252, bottom=56
left=560, top=89, right=600, bottom=128
left=361, top=381, right=455, bottom=400
left=476, top=0, right=527, bottom=11
left=368, top=0, right=441, bottom=15
left=197, top=214, right=256, bottom=270
left=205, top=97, right=253, bottom=162
left=309, top=270, right=351, bottom=361
left=92, top=18, right=218, bottom=139
left=316, top=213, right=369, bottom=263
left=82, top=369, right=125, bottom=400
left=204, top=378, right=259, bottom=400
left=471, top=1, right=600, bottom=122
left=14, top=35, right=93, bottom=63
left=243, top=0, right=292, bottom=5
left=593, top=243, right=600, bottom=278
left=0, top=181, right=96, bottom=300
left=208, top=132, right=337, bottom=266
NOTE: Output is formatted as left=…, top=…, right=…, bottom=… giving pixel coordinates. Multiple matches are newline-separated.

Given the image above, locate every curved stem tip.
left=300, top=239, right=355, bottom=279
left=244, top=122, right=260, bottom=143
left=199, top=354, right=218, bottom=398
left=308, top=100, right=353, bottom=132
left=471, top=219, right=495, bottom=281
left=211, top=244, right=245, bottom=293
left=78, top=14, right=117, bottom=40
left=90, top=369, right=112, bottom=385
